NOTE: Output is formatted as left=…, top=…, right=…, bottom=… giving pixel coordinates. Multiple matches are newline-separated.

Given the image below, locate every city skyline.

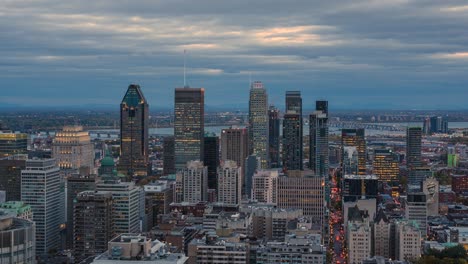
left=1, top=1, right=468, bottom=110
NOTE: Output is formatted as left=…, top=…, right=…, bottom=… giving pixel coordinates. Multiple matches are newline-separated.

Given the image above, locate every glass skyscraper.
left=268, top=106, right=280, bottom=168
left=118, top=84, right=149, bottom=180
left=283, top=91, right=303, bottom=171
left=249, top=81, right=269, bottom=169
left=342, top=129, right=366, bottom=175
left=174, top=87, right=205, bottom=171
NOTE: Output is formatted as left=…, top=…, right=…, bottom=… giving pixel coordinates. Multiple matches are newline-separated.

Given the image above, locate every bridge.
left=328, top=121, right=406, bottom=131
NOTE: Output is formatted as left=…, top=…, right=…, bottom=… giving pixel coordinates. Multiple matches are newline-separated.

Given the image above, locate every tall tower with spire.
left=118, top=84, right=149, bottom=180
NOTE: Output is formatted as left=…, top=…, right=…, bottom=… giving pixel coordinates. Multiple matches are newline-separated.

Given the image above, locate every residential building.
left=252, top=170, right=279, bottom=203
left=217, top=160, right=242, bottom=206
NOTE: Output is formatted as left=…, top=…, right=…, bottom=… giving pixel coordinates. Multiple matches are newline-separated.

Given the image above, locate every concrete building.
left=179, top=160, right=208, bottom=203
left=93, top=234, right=187, bottom=263
left=144, top=181, right=174, bottom=225
left=52, top=125, right=94, bottom=170
left=405, top=192, right=428, bottom=238
left=251, top=170, right=278, bottom=203
left=188, top=234, right=248, bottom=264
left=395, top=220, right=421, bottom=261
left=118, top=84, right=149, bottom=179
left=422, top=177, right=439, bottom=216
left=0, top=212, right=35, bottom=263
left=174, top=87, right=204, bottom=171
left=372, top=209, right=391, bottom=258
left=256, top=234, right=325, bottom=264
left=217, top=160, right=242, bottom=206
left=249, top=81, right=269, bottom=169
left=347, top=206, right=371, bottom=264
left=96, top=176, right=142, bottom=234
left=73, top=191, right=114, bottom=263
left=21, top=158, right=61, bottom=255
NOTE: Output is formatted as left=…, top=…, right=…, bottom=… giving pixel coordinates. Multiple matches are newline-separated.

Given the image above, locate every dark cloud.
left=0, top=0, right=467, bottom=109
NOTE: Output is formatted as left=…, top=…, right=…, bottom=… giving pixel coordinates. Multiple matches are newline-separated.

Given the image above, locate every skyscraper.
left=52, top=125, right=94, bottom=170
left=216, top=160, right=242, bottom=205
left=316, top=100, right=328, bottom=114
left=406, top=127, right=422, bottom=169
left=342, top=129, right=366, bottom=175
left=174, top=88, right=205, bottom=171
left=373, top=149, right=399, bottom=184
left=162, top=136, right=175, bottom=175
left=0, top=131, right=28, bottom=158
left=310, top=107, right=329, bottom=177
left=204, top=135, right=219, bottom=190
left=21, top=158, right=61, bottom=255
left=249, top=81, right=269, bottom=168
left=118, top=84, right=149, bottom=180
left=342, top=147, right=359, bottom=175
left=0, top=155, right=26, bottom=201
left=285, top=91, right=302, bottom=116
left=73, top=191, right=114, bottom=263
left=220, top=127, right=249, bottom=191
left=283, top=111, right=303, bottom=171
left=180, top=160, right=208, bottom=203
left=268, top=106, right=280, bottom=168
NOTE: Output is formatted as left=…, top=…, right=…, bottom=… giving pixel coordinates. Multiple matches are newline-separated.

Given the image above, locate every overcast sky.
left=1, top=0, right=468, bottom=109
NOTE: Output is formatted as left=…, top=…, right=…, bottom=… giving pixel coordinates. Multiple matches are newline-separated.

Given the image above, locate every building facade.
left=217, top=160, right=242, bottom=205
left=268, top=106, right=280, bottom=168
left=249, top=81, right=269, bottom=169
left=342, top=129, right=366, bottom=175
left=282, top=112, right=303, bottom=171
left=252, top=170, right=279, bottom=203
left=179, top=160, right=208, bottom=203
left=204, top=135, right=219, bottom=190
left=0, top=212, right=35, bottom=263
left=52, top=125, right=94, bottom=170
left=373, top=149, right=399, bottom=184
left=406, top=127, right=422, bottom=169
left=162, top=136, right=175, bottom=175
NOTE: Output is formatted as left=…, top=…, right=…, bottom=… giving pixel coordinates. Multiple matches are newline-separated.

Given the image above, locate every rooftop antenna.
left=183, top=49, right=187, bottom=87
left=249, top=72, right=252, bottom=86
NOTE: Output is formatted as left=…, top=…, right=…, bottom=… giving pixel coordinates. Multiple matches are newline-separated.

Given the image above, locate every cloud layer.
left=1, top=0, right=467, bottom=109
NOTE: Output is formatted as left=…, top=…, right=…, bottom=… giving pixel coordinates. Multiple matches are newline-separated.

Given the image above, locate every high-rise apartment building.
left=282, top=111, right=303, bottom=171
left=96, top=176, right=142, bottom=234
left=373, top=149, right=399, bottom=184
left=221, top=128, right=249, bottom=191
left=162, top=136, right=175, bottom=175
left=118, top=84, right=149, bottom=179
left=251, top=170, right=279, bottom=203
left=204, top=135, right=219, bottom=190
left=0, top=131, right=28, bottom=158
left=21, top=158, right=61, bottom=255
left=179, top=160, right=208, bottom=203
left=406, top=127, right=422, bottom=169
left=65, top=173, right=96, bottom=249
left=249, top=81, right=269, bottom=168
left=73, top=191, right=114, bottom=263
left=342, top=129, right=366, bottom=175
left=268, top=106, right=280, bottom=168
left=52, top=125, right=94, bottom=170
left=174, top=87, right=205, bottom=171
left=217, top=160, right=242, bottom=205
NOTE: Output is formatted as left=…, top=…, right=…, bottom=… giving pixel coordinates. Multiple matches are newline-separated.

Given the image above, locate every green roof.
left=121, top=84, right=146, bottom=107
left=101, top=156, right=115, bottom=167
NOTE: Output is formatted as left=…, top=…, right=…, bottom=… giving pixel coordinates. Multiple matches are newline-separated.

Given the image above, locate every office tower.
left=422, top=177, right=439, bottom=216
left=244, top=155, right=261, bottom=198
left=21, top=158, right=61, bottom=255
left=268, top=106, right=280, bottom=168
left=423, top=117, right=431, bottom=135
left=96, top=176, right=142, bottom=234
left=73, top=191, right=113, bottom=263
left=118, top=84, right=149, bottom=179
left=144, top=181, right=174, bottom=224
left=285, top=91, right=302, bottom=115
left=252, top=170, right=279, bottom=203
left=179, top=160, right=208, bottom=203
left=256, top=234, right=326, bottom=264
left=395, top=220, right=421, bottom=261
left=0, top=213, right=35, bottom=263
left=406, top=127, right=422, bottom=169
left=342, top=129, right=366, bottom=175
left=204, top=135, right=219, bottom=190
left=217, top=160, right=242, bottom=205
left=283, top=111, right=302, bottom=171
left=174, top=87, right=205, bottom=171
left=342, top=174, right=378, bottom=202
left=277, top=172, right=325, bottom=225
left=405, top=192, right=428, bottom=238
left=316, top=100, right=328, bottom=114
left=342, top=147, right=359, bottom=175
left=373, top=149, right=399, bottom=184
left=408, top=167, right=432, bottom=186
left=52, top=125, right=94, bottom=170
left=249, top=81, right=269, bottom=168
left=220, top=128, right=249, bottom=190
left=310, top=109, right=329, bottom=176
left=430, top=116, right=448, bottom=134
left=162, top=136, right=175, bottom=175
left=65, top=173, right=96, bottom=249
left=372, top=209, right=391, bottom=258
left=0, top=155, right=26, bottom=201
left=0, top=131, right=28, bottom=158
left=347, top=207, right=371, bottom=264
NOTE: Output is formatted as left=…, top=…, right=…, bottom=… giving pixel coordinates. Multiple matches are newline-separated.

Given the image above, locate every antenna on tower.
left=183, top=50, right=187, bottom=87
left=249, top=72, right=252, bottom=86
